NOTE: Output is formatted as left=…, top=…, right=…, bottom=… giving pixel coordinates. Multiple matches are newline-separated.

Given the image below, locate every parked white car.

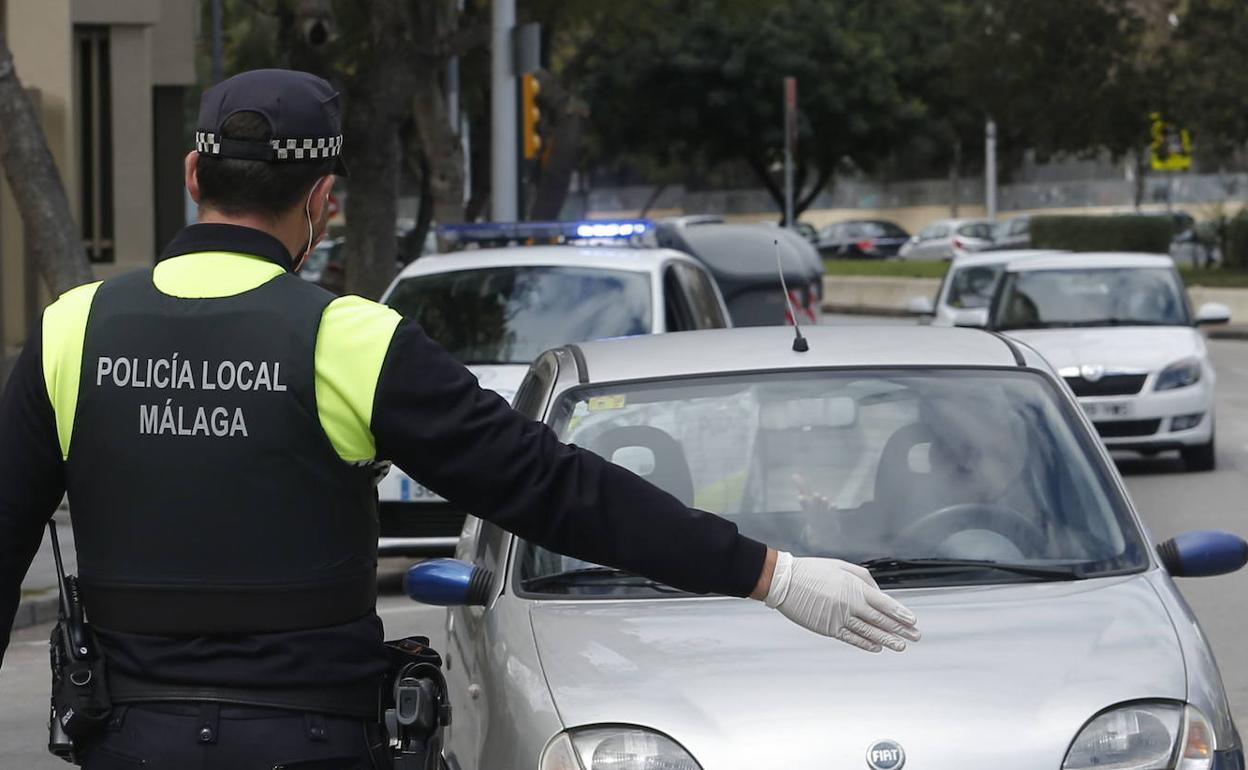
left=906, top=250, right=1060, bottom=327
left=898, top=218, right=995, bottom=261
left=987, top=253, right=1230, bottom=470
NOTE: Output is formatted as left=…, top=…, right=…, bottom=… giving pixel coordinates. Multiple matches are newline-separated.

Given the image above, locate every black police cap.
left=195, top=69, right=347, bottom=175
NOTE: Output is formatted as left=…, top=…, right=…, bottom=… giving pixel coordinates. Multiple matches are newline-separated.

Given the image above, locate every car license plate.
left=400, top=476, right=447, bottom=503
left=1082, top=401, right=1131, bottom=419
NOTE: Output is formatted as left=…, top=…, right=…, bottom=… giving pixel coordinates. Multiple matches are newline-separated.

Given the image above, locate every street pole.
left=210, top=0, right=223, bottom=84
left=490, top=0, right=517, bottom=221
left=783, top=77, right=797, bottom=228
left=984, top=117, right=998, bottom=221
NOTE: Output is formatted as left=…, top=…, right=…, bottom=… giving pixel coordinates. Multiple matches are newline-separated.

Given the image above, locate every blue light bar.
left=438, top=219, right=654, bottom=248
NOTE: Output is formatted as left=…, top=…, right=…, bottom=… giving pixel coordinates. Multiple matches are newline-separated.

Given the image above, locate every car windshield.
left=994, top=267, right=1189, bottom=330
left=517, top=369, right=1147, bottom=595
left=946, top=264, right=1004, bottom=309
left=385, top=266, right=652, bottom=365
left=958, top=222, right=996, bottom=240
left=859, top=221, right=908, bottom=238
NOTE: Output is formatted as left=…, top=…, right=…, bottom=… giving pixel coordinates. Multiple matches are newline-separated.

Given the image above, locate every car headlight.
left=1156, top=358, right=1203, bottom=391
left=1063, top=702, right=1213, bottom=770
left=540, top=726, right=703, bottom=770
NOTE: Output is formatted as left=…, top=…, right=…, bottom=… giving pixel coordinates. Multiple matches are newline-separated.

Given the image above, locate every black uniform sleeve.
left=372, top=321, right=767, bottom=598
left=0, top=326, right=67, bottom=664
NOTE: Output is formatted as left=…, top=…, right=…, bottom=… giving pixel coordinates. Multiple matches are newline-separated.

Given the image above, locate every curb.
left=824, top=303, right=912, bottom=318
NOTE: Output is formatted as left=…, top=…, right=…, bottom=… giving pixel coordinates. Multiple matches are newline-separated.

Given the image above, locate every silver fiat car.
left=406, top=326, right=1246, bottom=770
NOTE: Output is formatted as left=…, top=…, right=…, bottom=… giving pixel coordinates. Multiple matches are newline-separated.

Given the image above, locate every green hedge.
left=1030, top=215, right=1174, bottom=253
left=1228, top=211, right=1248, bottom=269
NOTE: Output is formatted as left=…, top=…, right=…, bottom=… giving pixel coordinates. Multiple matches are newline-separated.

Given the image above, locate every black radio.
left=46, top=522, right=111, bottom=764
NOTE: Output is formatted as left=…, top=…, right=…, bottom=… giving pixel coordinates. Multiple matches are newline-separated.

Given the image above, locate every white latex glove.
left=765, top=551, right=921, bottom=653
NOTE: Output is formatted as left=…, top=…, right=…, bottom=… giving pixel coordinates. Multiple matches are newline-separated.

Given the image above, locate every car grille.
left=1065, top=374, right=1148, bottom=397
left=379, top=502, right=466, bottom=539
left=1094, top=419, right=1162, bottom=438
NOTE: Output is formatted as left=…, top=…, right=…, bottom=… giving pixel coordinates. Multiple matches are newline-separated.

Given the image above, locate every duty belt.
left=107, top=669, right=383, bottom=720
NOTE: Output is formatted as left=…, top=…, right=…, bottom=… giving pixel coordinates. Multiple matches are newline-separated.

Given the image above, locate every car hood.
left=530, top=576, right=1185, bottom=770
left=1006, top=326, right=1202, bottom=373
left=466, top=364, right=528, bottom=405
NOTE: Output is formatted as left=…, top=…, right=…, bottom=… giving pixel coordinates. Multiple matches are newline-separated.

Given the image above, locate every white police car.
left=375, top=221, right=731, bottom=555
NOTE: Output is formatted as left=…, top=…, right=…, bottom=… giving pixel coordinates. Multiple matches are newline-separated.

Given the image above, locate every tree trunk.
left=0, top=35, right=93, bottom=296
left=464, top=114, right=491, bottom=222
left=411, top=0, right=466, bottom=239
left=338, top=3, right=417, bottom=299
left=639, top=183, right=669, bottom=217
left=529, top=72, right=586, bottom=221
left=412, top=73, right=466, bottom=233
left=342, top=88, right=402, bottom=299
left=410, top=152, right=434, bottom=264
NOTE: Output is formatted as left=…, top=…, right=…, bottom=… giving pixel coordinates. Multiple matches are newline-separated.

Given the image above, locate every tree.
left=0, top=34, right=93, bottom=297
left=574, top=0, right=917, bottom=220
left=1164, top=0, right=1248, bottom=163
left=946, top=0, right=1151, bottom=167
left=210, top=0, right=486, bottom=299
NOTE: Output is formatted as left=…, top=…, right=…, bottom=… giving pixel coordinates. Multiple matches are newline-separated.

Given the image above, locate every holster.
left=381, top=636, right=451, bottom=770
left=47, top=621, right=112, bottom=765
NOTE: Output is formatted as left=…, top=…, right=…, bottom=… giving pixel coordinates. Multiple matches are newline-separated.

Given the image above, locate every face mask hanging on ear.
left=294, top=177, right=326, bottom=272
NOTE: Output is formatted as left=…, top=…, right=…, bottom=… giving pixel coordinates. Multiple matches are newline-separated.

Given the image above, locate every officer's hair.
left=196, top=111, right=335, bottom=220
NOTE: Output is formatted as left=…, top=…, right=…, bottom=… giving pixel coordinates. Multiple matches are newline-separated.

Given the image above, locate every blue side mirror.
left=1157, top=530, right=1248, bottom=578
left=404, top=559, right=493, bottom=606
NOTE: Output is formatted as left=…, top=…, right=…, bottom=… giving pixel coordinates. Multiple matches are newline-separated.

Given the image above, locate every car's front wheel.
left=1181, top=431, right=1217, bottom=472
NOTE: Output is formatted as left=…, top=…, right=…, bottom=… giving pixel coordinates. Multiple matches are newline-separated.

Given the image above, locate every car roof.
left=392, top=245, right=695, bottom=280
left=566, top=326, right=1048, bottom=386
left=1006, top=252, right=1176, bottom=272
left=949, top=249, right=1063, bottom=268
left=661, top=223, right=820, bottom=279
left=926, top=218, right=992, bottom=227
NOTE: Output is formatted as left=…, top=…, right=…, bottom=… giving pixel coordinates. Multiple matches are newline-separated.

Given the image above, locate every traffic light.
left=521, top=73, right=542, bottom=160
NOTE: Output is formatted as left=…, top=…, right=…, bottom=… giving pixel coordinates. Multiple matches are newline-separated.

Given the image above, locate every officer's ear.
left=185, top=151, right=202, bottom=204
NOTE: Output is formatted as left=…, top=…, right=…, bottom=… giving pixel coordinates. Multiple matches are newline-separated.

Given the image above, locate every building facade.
left=0, top=0, right=197, bottom=351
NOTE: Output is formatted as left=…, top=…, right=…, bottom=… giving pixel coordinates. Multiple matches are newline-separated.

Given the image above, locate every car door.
left=662, top=265, right=699, bottom=331
left=912, top=224, right=948, bottom=260
left=672, top=261, right=731, bottom=329
left=444, top=358, right=556, bottom=769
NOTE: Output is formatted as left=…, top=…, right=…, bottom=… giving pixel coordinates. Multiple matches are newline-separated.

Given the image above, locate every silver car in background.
left=898, top=217, right=996, bottom=260
left=406, top=326, right=1247, bottom=770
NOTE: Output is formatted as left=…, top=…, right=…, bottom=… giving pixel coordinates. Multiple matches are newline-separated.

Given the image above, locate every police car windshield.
left=517, top=369, right=1148, bottom=595
left=947, top=265, right=1004, bottom=309
left=994, top=268, right=1189, bottom=330
left=385, top=266, right=652, bottom=365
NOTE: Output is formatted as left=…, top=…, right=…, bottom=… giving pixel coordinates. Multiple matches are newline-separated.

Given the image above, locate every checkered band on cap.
left=194, top=131, right=343, bottom=161
left=272, top=135, right=344, bottom=160
left=195, top=132, right=221, bottom=155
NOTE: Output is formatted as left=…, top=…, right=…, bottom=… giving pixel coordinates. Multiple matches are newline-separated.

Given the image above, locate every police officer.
left=0, top=70, right=919, bottom=768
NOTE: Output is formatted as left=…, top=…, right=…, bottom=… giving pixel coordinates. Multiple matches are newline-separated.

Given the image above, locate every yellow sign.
left=587, top=394, right=626, bottom=411
left=1150, top=112, right=1191, bottom=172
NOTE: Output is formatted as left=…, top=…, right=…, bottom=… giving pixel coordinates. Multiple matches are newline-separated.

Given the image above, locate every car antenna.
left=775, top=239, right=809, bottom=352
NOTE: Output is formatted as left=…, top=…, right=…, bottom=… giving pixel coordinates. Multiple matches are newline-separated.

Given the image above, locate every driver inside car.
left=795, top=383, right=1044, bottom=561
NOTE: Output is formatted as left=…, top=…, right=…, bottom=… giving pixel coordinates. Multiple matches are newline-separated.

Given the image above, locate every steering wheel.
left=896, top=503, right=1047, bottom=558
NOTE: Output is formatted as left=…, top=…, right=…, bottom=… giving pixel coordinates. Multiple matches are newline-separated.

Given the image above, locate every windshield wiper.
left=521, top=567, right=686, bottom=593
left=859, top=557, right=1085, bottom=582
